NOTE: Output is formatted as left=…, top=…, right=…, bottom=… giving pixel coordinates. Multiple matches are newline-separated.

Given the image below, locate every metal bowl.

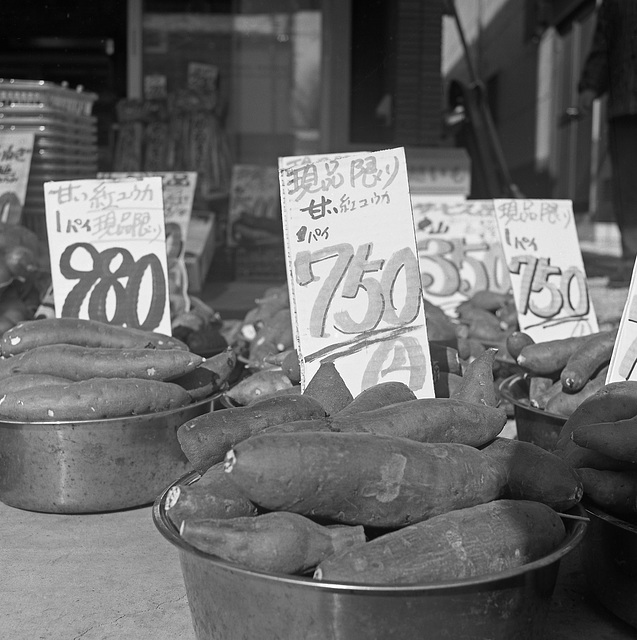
left=498, top=374, right=567, bottom=451
left=581, top=502, right=637, bottom=629
left=153, top=471, right=588, bottom=640
left=0, top=393, right=222, bottom=514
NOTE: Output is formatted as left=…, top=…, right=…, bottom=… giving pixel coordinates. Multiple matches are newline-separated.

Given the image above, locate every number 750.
left=509, top=255, right=589, bottom=319
left=294, top=242, right=422, bottom=338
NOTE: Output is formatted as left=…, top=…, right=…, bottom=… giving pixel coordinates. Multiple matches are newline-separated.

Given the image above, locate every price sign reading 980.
left=44, top=177, right=172, bottom=335
left=493, top=199, right=598, bottom=342
left=279, top=148, right=435, bottom=399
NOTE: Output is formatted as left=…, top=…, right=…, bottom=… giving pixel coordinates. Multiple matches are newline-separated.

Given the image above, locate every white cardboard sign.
left=98, top=171, right=198, bottom=316
left=279, top=147, right=435, bottom=399
left=44, top=177, right=172, bottom=335
left=607, top=261, right=637, bottom=383
left=413, top=197, right=510, bottom=315
left=493, top=198, right=598, bottom=341
left=0, top=132, right=34, bottom=224
left=98, top=171, right=197, bottom=243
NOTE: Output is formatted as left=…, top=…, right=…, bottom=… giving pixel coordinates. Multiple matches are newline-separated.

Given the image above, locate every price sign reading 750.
left=293, top=241, right=430, bottom=392
left=294, top=242, right=422, bottom=337
left=509, top=255, right=589, bottom=320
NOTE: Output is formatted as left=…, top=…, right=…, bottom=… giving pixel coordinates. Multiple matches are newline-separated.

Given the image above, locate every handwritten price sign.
left=607, top=265, right=637, bottom=383
left=493, top=199, right=598, bottom=341
left=99, top=172, right=197, bottom=239
left=279, top=147, right=435, bottom=398
left=0, top=132, right=34, bottom=224
left=44, top=177, right=172, bottom=335
left=413, top=197, right=510, bottom=315
left=99, top=171, right=198, bottom=316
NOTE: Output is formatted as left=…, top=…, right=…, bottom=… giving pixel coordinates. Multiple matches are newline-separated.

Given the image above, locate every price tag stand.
left=493, top=198, right=598, bottom=341
left=607, top=260, right=637, bottom=382
left=44, top=177, right=172, bottom=335
left=279, top=147, right=435, bottom=398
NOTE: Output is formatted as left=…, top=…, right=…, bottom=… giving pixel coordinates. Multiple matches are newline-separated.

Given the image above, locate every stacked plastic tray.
left=0, top=79, right=98, bottom=240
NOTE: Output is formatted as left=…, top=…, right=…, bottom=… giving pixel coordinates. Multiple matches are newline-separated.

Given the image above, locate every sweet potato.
left=225, top=369, right=293, bottom=406
left=516, top=335, right=591, bottom=375
left=456, top=302, right=503, bottom=333
left=330, top=398, right=507, bottom=448
left=199, top=347, right=238, bottom=390
left=571, top=416, right=637, bottom=464
left=281, top=349, right=301, bottom=384
left=481, top=437, right=583, bottom=511
left=1, top=317, right=188, bottom=356
left=248, top=338, right=279, bottom=368
left=164, top=463, right=258, bottom=530
left=456, top=336, right=487, bottom=361
left=242, top=288, right=289, bottom=329
left=260, top=418, right=334, bottom=435
left=577, top=467, right=637, bottom=515
left=334, top=381, right=416, bottom=417
left=560, top=328, right=617, bottom=393
left=464, top=320, right=510, bottom=344
left=505, top=331, right=535, bottom=361
left=252, top=308, right=294, bottom=353
left=495, top=298, right=518, bottom=330
left=180, top=511, right=366, bottom=575
left=528, top=376, right=559, bottom=410
left=0, top=377, right=191, bottom=421
left=177, top=394, right=327, bottom=473
left=544, top=365, right=609, bottom=417
left=171, top=368, right=217, bottom=402
left=423, top=299, right=458, bottom=346
left=553, top=443, right=636, bottom=471
left=224, top=432, right=506, bottom=528
left=554, top=379, right=637, bottom=469
left=0, top=373, right=73, bottom=393
left=555, top=381, right=637, bottom=450
left=467, top=290, right=512, bottom=312
left=246, top=385, right=302, bottom=405
left=303, top=360, right=353, bottom=415
left=314, top=499, right=565, bottom=585
left=0, top=344, right=202, bottom=382
left=451, top=347, right=498, bottom=407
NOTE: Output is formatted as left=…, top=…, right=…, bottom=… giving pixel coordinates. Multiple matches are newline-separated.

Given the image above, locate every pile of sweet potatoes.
left=169, top=352, right=583, bottom=585
left=507, top=328, right=618, bottom=418
left=553, top=381, right=637, bottom=521
left=0, top=317, right=237, bottom=421
left=219, top=287, right=524, bottom=407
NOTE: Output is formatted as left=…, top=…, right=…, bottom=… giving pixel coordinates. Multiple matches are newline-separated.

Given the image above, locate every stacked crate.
left=0, top=79, right=98, bottom=241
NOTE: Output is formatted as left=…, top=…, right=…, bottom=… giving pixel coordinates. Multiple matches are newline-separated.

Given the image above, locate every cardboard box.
left=185, top=213, right=216, bottom=292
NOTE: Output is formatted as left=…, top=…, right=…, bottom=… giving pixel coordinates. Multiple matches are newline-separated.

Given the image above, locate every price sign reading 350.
left=412, top=198, right=510, bottom=315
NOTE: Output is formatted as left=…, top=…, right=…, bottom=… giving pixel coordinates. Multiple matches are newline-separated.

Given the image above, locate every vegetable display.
left=0, top=317, right=236, bottom=421
left=313, top=499, right=566, bottom=585
left=554, top=380, right=637, bottom=518
left=167, top=345, right=583, bottom=586
left=507, top=328, right=618, bottom=418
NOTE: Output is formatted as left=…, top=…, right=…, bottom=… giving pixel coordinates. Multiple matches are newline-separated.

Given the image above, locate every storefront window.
left=140, top=0, right=322, bottom=177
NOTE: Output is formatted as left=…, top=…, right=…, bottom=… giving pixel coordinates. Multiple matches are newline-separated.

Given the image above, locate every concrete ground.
left=2, top=221, right=636, bottom=640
